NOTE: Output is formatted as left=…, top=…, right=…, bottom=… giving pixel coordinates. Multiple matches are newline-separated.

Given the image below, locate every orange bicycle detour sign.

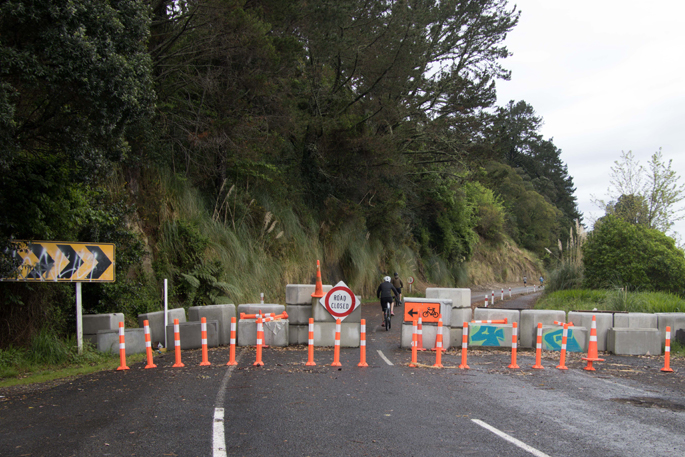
left=404, top=302, right=442, bottom=323
left=320, top=281, right=358, bottom=321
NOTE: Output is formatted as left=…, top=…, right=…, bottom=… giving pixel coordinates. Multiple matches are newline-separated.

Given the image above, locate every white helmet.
left=384, top=276, right=391, bottom=282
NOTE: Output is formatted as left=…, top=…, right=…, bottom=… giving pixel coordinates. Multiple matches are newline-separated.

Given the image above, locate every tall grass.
left=536, top=289, right=685, bottom=313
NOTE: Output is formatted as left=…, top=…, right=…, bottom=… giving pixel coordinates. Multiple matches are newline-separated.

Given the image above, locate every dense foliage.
left=1, top=0, right=582, bottom=346
left=583, top=215, right=685, bottom=293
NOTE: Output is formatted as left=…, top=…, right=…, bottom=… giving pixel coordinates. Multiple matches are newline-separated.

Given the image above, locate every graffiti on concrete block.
left=543, top=328, right=583, bottom=352
left=469, top=324, right=506, bottom=347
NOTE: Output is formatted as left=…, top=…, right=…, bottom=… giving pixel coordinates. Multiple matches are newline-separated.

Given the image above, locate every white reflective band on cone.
left=308, top=339, right=314, bottom=345
left=361, top=340, right=366, bottom=346
left=146, top=341, right=151, bottom=348
left=175, top=340, right=180, bottom=346
left=512, top=342, right=517, bottom=349
left=230, top=338, right=236, bottom=344
left=202, top=338, right=207, bottom=345
left=231, top=322, right=236, bottom=331
left=361, top=324, right=366, bottom=332
left=174, top=324, right=180, bottom=332
left=201, top=322, right=207, bottom=331
left=120, top=343, right=125, bottom=349
left=119, top=327, right=125, bottom=336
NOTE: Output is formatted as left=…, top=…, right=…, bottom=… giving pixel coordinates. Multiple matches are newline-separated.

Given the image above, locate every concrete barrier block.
left=675, top=329, right=685, bottom=345
left=568, top=312, right=613, bottom=351
left=473, top=309, right=520, bottom=325
left=237, top=319, right=289, bottom=347
left=288, top=324, right=308, bottom=345
left=449, top=327, right=464, bottom=348
left=519, top=310, right=566, bottom=348
left=285, top=304, right=312, bottom=325
left=285, top=284, right=334, bottom=305
left=400, top=322, right=451, bottom=350
left=540, top=325, right=587, bottom=352
left=613, top=312, right=657, bottom=329
left=187, top=304, right=235, bottom=346
left=137, top=308, right=186, bottom=347
left=656, top=313, right=685, bottom=341
left=607, top=328, right=661, bottom=355
left=83, top=313, right=124, bottom=334
left=312, top=296, right=362, bottom=323
left=313, top=322, right=360, bottom=347
left=403, top=298, right=452, bottom=327
left=468, top=323, right=512, bottom=347
left=425, top=288, right=471, bottom=308
left=97, top=328, right=146, bottom=355
left=450, top=307, right=473, bottom=327
left=165, top=320, right=219, bottom=350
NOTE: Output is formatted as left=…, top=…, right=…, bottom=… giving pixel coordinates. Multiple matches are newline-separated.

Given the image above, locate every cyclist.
left=391, top=272, right=404, bottom=306
left=523, top=275, right=527, bottom=287
left=539, top=276, right=544, bottom=288
left=376, top=276, right=400, bottom=325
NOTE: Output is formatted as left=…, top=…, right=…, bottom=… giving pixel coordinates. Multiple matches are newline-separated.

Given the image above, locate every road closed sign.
left=320, top=281, right=358, bottom=321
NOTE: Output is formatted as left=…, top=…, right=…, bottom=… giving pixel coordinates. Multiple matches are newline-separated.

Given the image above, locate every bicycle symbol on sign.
left=422, top=307, right=440, bottom=318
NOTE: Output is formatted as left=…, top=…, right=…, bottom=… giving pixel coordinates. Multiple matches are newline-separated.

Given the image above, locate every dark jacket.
left=377, top=282, right=399, bottom=299
left=391, top=277, right=403, bottom=289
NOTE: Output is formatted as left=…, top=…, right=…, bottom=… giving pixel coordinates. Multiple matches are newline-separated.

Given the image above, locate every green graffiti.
left=469, top=325, right=506, bottom=346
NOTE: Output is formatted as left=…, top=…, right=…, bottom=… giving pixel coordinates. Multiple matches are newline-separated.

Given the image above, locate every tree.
left=583, top=215, right=685, bottom=292
left=594, top=149, right=685, bottom=235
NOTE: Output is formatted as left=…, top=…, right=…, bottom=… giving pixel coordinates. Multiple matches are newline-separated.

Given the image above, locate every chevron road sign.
left=4, top=241, right=115, bottom=282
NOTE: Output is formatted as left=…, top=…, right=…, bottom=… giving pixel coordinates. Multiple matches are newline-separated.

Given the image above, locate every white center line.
left=377, top=349, right=394, bottom=366
left=472, top=419, right=550, bottom=457
left=214, top=349, right=244, bottom=457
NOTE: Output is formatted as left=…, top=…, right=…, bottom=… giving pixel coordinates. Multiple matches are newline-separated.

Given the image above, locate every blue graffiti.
left=469, top=325, right=506, bottom=346
left=543, top=328, right=583, bottom=352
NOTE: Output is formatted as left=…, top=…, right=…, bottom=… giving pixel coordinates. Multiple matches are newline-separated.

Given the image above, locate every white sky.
left=495, top=0, right=685, bottom=241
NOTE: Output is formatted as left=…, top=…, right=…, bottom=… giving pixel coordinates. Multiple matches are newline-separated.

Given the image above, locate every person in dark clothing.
left=391, top=272, right=404, bottom=305
left=376, top=276, right=399, bottom=325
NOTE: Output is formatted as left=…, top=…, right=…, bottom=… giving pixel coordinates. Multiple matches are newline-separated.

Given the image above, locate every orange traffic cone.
left=117, top=322, right=129, bottom=371
left=582, top=315, right=604, bottom=371
left=459, top=321, right=470, bottom=369
left=306, top=318, right=316, bottom=366
left=532, top=323, right=544, bottom=369
left=143, top=320, right=156, bottom=369
left=331, top=319, right=342, bottom=367
left=311, top=260, right=324, bottom=298
left=254, top=316, right=264, bottom=366
left=200, top=317, right=211, bottom=366
left=358, top=319, right=368, bottom=367
left=508, top=322, right=519, bottom=369
left=556, top=324, right=569, bottom=370
left=433, top=319, right=444, bottom=368
left=227, top=317, right=237, bottom=366
left=409, top=320, right=418, bottom=367
left=416, top=318, right=427, bottom=351
left=172, top=318, right=184, bottom=368
left=661, top=326, right=674, bottom=373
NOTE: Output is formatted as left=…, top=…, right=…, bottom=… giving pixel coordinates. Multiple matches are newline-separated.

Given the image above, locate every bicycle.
left=384, top=303, right=392, bottom=331
left=422, top=307, right=440, bottom=318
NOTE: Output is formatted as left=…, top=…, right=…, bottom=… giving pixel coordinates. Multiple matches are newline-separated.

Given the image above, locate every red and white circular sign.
left=321, top=281, right=358, bottom=320
left=407, top=276, right=415, bottom=284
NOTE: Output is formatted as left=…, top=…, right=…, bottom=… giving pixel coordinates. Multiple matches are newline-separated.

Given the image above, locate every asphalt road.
left=1, top=297, right=684, bottom=457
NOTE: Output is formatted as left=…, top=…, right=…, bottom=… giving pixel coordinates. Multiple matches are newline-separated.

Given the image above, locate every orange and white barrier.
left=200, top=317, right=210, bottom=366
left=553, top=320, right=574, bottom=327
left=471, top=318, right=508, bottom=324
left=240, top=311, right=288, bottom=321
left=172, top=318, right=184, bottom=368
left=661, top=326, right=674, bottom=373
left=227, top=317, right=237, bottom=366
left=117, top=322, right=129, bottom=371
left=416, top=318, right=426, bottom=351
left=582, top=315, right=604, bottom=371
left=331, top=319, right=342, bottom=367
left=409, top=320, right=418, bottom=367
left=508, top=322, right=519, bottom=369
left=306, top=318, right=316, bottom=366
left=433, top=319, right=444, bottom=367
left=532, top=322, right=544, bottom=369
left=143, top=319, right=156, bottom=369
left=358, top=319, right=368, bottom=367
left=254, top=316, right=264, bottom=366
left=556, top=324, right=569, bottom=370
left=459, top=321, right=470, bottom=369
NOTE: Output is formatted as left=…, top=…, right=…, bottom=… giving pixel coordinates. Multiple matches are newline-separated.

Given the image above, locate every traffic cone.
left=311, top=260, right=324, bottom=298
left=459, top=321, right=470, bottom=369
left=556, top=324, right=569, bottom=370
left=532, top=323, right=544, bottom=369
left=117, top=322, right=129, bottom=371
left=409, top=320, right=418, bottom=367
left=306, top=318, right=316, bottom=366
left=254, top=316, right=264, bottom=366
left=200, top=317, right=211, bottom=366
left=227, top=317, right=237, bottom=366
left=582, top=315, right=604, bottom=371
left=433, top=319, right=444, bottom=368
left=172, top=318, right=184, bottom=368
left=661, top=326, right=674, bottom=373
left=508, top=322, right=519, bottom=369
left=143, top=320, right=156, bottom=369
left=416, top=318, right=427, bottom=351
left=331, top=319, right=342, bottom=367
left=358, top=319, right=368, bottom=367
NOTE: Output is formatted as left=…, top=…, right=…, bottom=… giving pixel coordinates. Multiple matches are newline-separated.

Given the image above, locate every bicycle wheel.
left=385, top=309, right=391, bottom=331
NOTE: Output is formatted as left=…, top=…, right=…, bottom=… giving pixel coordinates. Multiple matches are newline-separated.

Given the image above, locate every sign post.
left=3, top=241, right=116, bottom=354
left=319, top=281, right=359, bottom=321
left=407, top=276, right=415, bottom=293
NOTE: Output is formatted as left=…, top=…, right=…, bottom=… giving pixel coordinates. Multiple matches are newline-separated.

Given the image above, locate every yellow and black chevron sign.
left=3, top=241, right=115, bottom=282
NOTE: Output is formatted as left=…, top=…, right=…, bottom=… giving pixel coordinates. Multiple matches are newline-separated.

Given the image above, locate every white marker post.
left=164, top=278, right=168, bottom=349
left=76, top=282, right=83, bottom=355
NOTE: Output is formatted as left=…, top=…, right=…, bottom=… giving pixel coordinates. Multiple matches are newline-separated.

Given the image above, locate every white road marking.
left=213, top=349, right=244, bottom=457
left=377, top=350, right=394, bottom=366
left=472, top=419, right=551, bottom=457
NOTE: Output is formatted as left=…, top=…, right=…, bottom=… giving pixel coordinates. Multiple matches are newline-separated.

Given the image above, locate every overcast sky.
left=495, top=0, right=685, bottom=241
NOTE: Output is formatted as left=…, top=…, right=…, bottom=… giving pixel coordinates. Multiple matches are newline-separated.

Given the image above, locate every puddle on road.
left=611, top=396, right=685, bottom=412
